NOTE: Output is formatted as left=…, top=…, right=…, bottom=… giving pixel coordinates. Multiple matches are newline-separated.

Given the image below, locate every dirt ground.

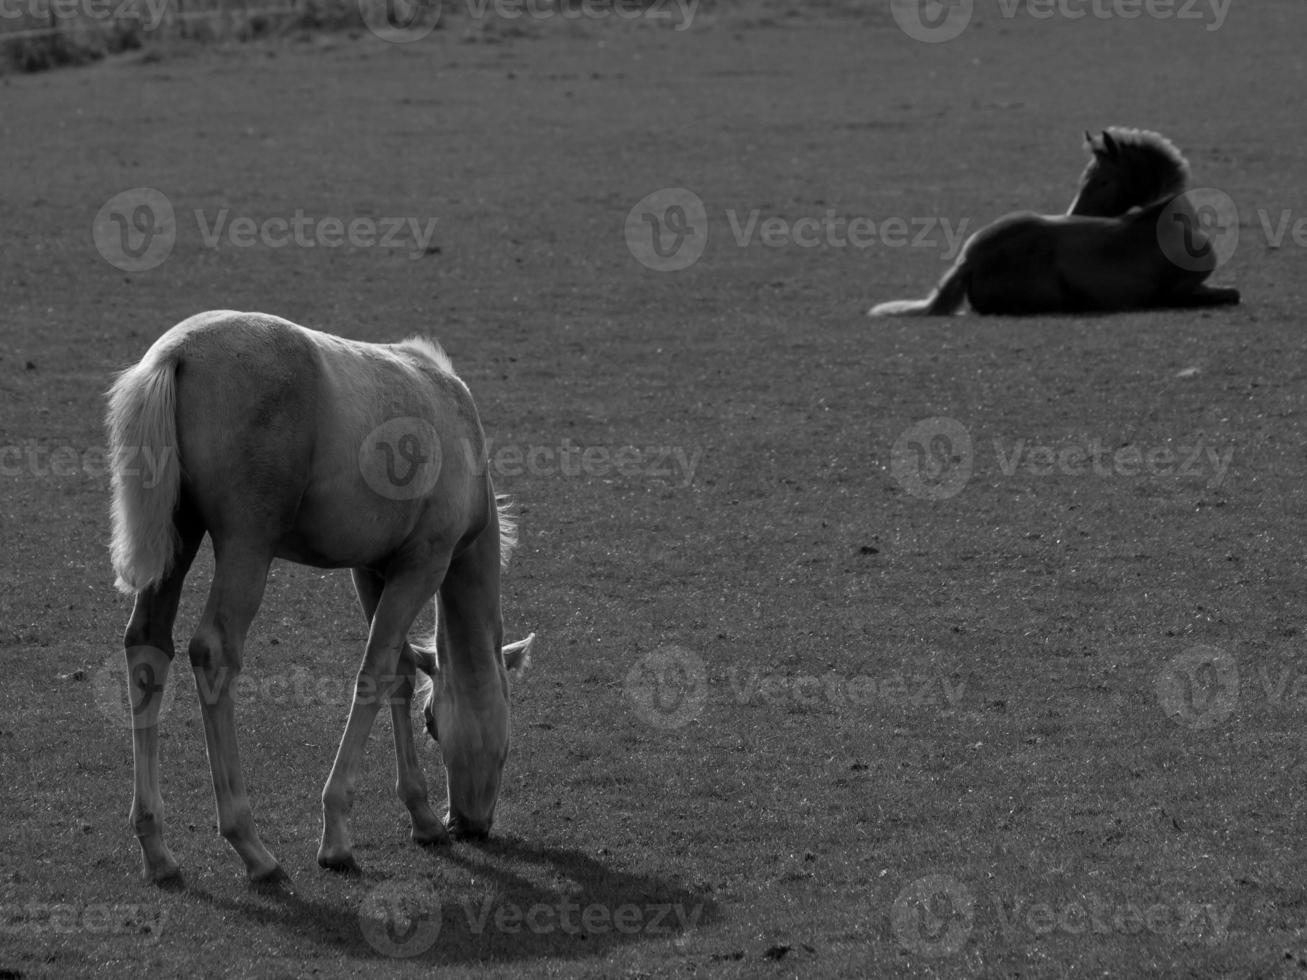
left=3, top=1, right=1307, bottom=976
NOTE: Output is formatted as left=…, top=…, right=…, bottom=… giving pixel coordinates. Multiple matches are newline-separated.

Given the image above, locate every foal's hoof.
left=317, top=849, right=361, bottom=875
left=140, top=843, right=182, bottom=886
left=444, top=814, right=491, bottom=843
left=250, top=863, right=290, bottom=887
left=145, top=865, right=185, bottom=890
left=412, top=823, right=451, bottom=848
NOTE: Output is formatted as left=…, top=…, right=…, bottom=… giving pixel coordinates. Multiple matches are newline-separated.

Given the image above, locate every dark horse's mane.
left=1087, top=127, right=1191, bottom=209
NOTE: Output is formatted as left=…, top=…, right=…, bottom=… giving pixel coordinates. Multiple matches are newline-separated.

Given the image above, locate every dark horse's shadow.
left=185, top=837, right=719, bottom=964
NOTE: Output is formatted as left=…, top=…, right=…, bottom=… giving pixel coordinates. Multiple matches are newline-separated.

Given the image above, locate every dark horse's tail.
left=869, top=258, right=970, bottom=316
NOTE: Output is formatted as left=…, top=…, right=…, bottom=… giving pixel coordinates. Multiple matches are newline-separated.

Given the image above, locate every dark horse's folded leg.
left=1171, top=284, right=1241, bottom=307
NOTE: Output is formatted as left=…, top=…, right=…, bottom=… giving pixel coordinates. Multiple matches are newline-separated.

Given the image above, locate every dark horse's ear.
left=1100, top=130, right=1120, bottom=158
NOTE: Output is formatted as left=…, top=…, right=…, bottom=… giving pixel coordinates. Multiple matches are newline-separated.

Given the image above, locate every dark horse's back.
left=959, top=212, right=1068, bottom=315
left=954, top=205, right=1235, bottom=315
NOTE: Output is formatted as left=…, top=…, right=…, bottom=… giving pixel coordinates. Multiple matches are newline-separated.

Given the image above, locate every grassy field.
left=3, top=1, right=1307, bottom=976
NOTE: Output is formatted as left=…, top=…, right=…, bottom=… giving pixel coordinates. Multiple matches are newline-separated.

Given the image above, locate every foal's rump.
left=108, top=311, right=493, bottom=592
left=870, top=212, right=1064, bottom=317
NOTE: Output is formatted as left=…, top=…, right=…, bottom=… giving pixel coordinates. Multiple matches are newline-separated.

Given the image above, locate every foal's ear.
left=502, top=633, right=535, bottom=680
left=1100, top=130, right=1120, bottom=158
left=412, top=644, right=439, bottom=677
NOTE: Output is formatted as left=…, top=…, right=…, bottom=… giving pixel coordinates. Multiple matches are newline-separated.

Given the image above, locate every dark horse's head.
left=1067, top=127, right=1190, bottom=218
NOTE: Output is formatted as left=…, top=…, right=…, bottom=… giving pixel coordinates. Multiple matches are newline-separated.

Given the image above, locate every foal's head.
left=1068, top=127, right=1190, bottom=218
left=415, top=496, right=531, bottom=840
left=419, top=632, right=533, bottom=839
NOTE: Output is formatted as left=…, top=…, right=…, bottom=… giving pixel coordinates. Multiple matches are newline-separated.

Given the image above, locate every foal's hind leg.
left=351, top=568, right=448, bottom=848
left=188, top=542, right=284, bottom=882
left=123, top=520, right=202, bottom=883
left=318, top=560, right=447, bottom=872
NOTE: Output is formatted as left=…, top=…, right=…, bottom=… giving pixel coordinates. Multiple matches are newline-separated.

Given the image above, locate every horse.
left=106, top=310, right=535, bottom=883
left=868, top=128, right=1241, bottom=316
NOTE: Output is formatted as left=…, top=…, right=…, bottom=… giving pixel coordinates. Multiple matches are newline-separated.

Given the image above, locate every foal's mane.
left=495, top=495, right=519, bottom=567
left=1090, top=127, right=1191, bottom=207
left=393, top=334, right=519, bottom=570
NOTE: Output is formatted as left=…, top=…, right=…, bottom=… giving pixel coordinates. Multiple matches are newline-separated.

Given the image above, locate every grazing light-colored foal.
left=107, top=310, right=533, bottom=883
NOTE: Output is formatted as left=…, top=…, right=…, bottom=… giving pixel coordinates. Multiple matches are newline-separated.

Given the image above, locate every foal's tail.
left=106, top=351, right=182, bottom=595
left=869, top=259, right=970, bottom=317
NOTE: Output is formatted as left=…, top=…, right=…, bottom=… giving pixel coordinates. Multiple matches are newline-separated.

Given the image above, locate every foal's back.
left=161, top=311, right=488, bottom=571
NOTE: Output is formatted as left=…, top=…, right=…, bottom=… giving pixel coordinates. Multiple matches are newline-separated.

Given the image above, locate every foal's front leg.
left=318, top=563, right=446, bottom=871
left=349, top=568, right=448, bottom=849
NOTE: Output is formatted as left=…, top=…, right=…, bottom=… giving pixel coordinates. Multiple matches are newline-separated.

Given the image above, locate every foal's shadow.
left=189, top=837, right=718, bottom=964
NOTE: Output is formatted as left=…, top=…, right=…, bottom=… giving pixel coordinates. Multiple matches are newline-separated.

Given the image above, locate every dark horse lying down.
left=869, top=128, right=1240, bottom=316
